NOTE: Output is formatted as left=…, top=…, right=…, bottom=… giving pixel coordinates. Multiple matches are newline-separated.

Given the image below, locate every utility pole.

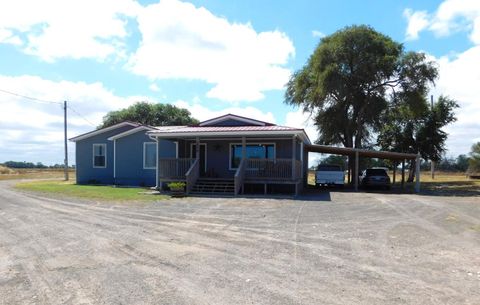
left=430, top=95, right=435, bottom=180
left=64, top=101, right=69, bottom=181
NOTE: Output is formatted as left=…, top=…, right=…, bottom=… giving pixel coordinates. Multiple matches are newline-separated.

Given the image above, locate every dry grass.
left=0, top=165, right=16, bottom=175
left=0, top=168, right=74, bottom=180
left=308, top=170, right=479, bottom=196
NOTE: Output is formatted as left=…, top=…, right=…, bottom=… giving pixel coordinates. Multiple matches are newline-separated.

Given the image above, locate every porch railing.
left=158, top=158, right=195, bottom=179
left=185, top=158, right=200, bottom=194
left=245, top=158, right=302, bottom=180
left=234, top=158, right=246, bottom=195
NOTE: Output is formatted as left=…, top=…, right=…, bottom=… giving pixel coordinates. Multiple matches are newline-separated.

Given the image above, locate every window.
left=230, top=143, right=275, bottom=169
left=93, top=144, right=106, bottom=168
left=144, top=142, right=157, bottom=169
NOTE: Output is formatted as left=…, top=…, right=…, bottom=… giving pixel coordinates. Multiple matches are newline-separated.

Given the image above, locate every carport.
left=305, top=144, right=420, bottom=192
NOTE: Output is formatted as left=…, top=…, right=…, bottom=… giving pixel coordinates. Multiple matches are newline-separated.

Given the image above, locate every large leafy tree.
left=285, top=25, right=438, bottom=149
left=99, top=102, right=199, bottom=129
left=468, top=142, right=480, bottom=174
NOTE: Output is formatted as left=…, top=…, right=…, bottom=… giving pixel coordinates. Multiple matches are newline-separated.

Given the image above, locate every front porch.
left=156, top=136, right=305, bottom=196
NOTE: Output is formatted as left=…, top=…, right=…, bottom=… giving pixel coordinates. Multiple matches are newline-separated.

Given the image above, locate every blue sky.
left=0, top=0, right=479, bottom=165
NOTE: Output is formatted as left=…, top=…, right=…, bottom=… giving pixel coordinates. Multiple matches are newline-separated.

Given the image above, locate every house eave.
left=148, top=130, right=311, bottom=144
left=69, top=121, right=139, bottom=142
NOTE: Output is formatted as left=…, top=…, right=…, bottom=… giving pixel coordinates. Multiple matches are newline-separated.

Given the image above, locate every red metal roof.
left=151, top=125, right=302, bottom=133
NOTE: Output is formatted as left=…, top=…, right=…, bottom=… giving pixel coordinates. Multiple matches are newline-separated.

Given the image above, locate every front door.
left=191, top=144, right=207, bottom=176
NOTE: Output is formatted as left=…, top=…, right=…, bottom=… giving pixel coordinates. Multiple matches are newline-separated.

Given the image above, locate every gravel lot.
left=0, top=182, right=479, bottom=305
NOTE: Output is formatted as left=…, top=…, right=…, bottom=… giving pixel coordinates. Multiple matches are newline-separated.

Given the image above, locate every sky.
left=0, top=0, right=479, bottom=165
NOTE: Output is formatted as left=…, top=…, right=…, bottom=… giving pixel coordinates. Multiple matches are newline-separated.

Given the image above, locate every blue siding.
left=115, top=132, right=176, bottom=186
left=75, top=125, right=134, bottom=184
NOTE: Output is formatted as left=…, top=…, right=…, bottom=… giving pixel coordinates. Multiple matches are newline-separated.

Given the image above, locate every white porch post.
left=292, top=135, right=296, bottom=179
left=415, top=152, right=421, bottom=193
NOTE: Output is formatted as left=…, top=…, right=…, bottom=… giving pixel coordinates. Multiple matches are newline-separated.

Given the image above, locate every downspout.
left=113, top=139, right=116, bottom=185
left=156, top=137, right=160, bottom=191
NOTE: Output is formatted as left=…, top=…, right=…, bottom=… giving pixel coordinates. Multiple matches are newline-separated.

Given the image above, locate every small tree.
left=378, top=95, right=458, bottom=181
left=468, top=142, right=480, bottom=174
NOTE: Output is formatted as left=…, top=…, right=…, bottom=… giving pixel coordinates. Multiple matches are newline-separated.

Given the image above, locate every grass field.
left=15, top=180, right=167, bottom=202
left=0, top=167, right=74, bottom=181
left=308, top=170, right=479, bottom=196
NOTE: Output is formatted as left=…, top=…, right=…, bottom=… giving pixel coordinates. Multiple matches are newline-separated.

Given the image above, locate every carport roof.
left=305, top=144, right=417, bottom=160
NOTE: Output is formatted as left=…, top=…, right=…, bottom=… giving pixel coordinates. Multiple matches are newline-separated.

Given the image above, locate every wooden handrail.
left=245, top=158, right=302, bottom=180
left=186, top=158, right=200, bottom=194
left=234, top=158, right=246, bottom=195
left=158, top=158, right=195, bottom=178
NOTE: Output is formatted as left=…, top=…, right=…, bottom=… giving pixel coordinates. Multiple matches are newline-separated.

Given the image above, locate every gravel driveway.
left=0, top=181, right=479, bottom=305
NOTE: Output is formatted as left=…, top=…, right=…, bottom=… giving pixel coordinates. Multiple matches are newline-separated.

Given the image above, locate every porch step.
left=190, top=179, right=235, bottom=196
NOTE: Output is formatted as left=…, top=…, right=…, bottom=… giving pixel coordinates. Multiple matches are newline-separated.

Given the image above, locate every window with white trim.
left=144, top=142, right=157, bottom=169
left=230, top=143, right=275, bottom=169
left=93, top=144, right=106, bottom=168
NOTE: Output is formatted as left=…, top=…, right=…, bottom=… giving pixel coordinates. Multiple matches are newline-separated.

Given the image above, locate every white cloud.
left=0, top=0, right=140, bottom=62
left=403, top=9, right=430, bottom=40
left=311, top=30, right=325, bottom=38
left=149, top=83, right=161, bottom=92
left=0, top=75, right=152, bottom=165
left=284, top=108, right=317, bottom=143
left=172, top=99, right=276, bottom=123
left=429, top=46, right=480, bottom=156
left=404, top=0, right=480, bottom=44
left=127, top=0, right=295, bottom=102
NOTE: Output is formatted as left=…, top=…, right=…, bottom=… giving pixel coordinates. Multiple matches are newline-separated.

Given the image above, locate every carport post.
left=392, top=162, right=396, bottom=185
left=354, top=151, right=359, bottom=191
left=415, top=153, right=421, bottom=193
left=401, top=160, right=405, bottom=189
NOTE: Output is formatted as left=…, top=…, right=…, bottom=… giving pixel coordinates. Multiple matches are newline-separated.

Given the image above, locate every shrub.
left=167, top=182, right=186, bottom=190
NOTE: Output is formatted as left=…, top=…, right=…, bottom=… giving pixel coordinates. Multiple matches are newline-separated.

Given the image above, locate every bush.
left=0, top=165, right=16, bottom=174
left=167, top=182, right=186, bottom=190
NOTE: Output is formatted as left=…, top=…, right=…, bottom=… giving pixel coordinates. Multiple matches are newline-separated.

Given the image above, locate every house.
left=148, top=114, right=311, bottom=196
left=69, top=122, right=178, bottom=186
left=70, top=114, right=311, bottom=195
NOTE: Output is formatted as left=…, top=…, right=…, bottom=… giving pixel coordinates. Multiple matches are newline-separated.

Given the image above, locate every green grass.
left=15, top=180, right=167, bottom=202
left=0, top=168, right=75, bottom=180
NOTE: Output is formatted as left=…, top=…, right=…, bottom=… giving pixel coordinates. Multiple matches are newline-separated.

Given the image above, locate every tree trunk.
left=407, top=159, right=415, bottom=182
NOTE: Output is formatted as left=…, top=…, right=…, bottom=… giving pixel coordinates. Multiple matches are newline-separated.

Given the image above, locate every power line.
left=0, top=87, right=96, bottom=127
left=67, top=105, right=96, bottom=127
left=0, top=88, right=62, bottom=105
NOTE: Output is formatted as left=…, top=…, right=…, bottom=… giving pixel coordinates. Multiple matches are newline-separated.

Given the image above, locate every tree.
left=378, top=95, right=458, bottom=180
left=99, top=102, right=199, bottom=129
left=285, top=25, right=438, bottom=177
left=455, top=154, right=469, bottom=172
left=285, top=25, right=437, bottom=149
left=468, top=142, right=480, bottom=174
left=378, top=96, right=458, bottom=160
